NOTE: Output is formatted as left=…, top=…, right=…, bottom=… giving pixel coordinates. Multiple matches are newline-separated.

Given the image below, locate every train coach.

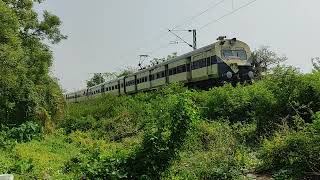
left=65, top=36, right=254, bottom=102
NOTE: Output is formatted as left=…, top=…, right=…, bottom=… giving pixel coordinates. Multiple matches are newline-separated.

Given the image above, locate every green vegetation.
left=1, top=65, right=319, bottom=179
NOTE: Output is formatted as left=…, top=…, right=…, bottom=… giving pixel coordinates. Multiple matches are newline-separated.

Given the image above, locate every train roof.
left=128, top=43, right=216, bottom=76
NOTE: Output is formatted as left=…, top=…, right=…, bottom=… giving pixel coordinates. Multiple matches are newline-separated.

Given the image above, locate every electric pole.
left=192, top=29, right=197, bottom=50
left=168, top=29, right=197, bottom=50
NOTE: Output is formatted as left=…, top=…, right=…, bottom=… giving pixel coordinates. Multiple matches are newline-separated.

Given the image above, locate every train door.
left=207, top=50, right=213, bottom=75
left=101, top=85, right=105, bottom=93
left=191, top=52, right=207, bottom=81
left=207, top=50, right=218, bottom=77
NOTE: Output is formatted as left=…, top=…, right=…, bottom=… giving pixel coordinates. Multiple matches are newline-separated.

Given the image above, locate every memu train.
left=66, top=36, right=254, bottom=102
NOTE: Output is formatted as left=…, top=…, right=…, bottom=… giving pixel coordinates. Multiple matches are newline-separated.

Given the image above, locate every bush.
left=259, top=112, right=320, bottom=178
left=257, top=67, right=320, bottom=135
left=166, top=121, right=259, bottom=179
left=9, top=122, right=43, bottom=143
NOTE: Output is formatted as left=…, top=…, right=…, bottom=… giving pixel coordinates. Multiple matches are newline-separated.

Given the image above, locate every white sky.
left=37, top=0, right=320, bottom=91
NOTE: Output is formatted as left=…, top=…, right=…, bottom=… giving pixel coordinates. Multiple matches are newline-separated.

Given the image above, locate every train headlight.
left=226, top=71, right=233, bottom=79
left=248, top=71, right=254, bottom=79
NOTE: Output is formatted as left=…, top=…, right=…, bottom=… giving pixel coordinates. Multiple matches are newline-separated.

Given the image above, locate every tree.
left=251, top=46, right=287, bottom=79
left=86, top=67, right=137, bottom=88
left=86, top=73, right=106, bottom=88
left=150, top=52, right=178, bottom=65
left=117, top=66, right=137, bottom=77
left=0, top=0, right=66, bottom=126
left=312, top=57, right=320, bottom=72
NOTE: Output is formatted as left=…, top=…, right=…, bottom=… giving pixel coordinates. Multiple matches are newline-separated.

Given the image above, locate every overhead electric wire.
left=148, top=0, right=259, bottom=57
left=145, top=0, right=227, bottom=49
left=171, top=0, right=226, bottom=30
left=199, top=0, right=258, bottom=30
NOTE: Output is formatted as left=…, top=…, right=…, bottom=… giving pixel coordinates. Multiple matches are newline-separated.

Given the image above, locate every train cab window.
left=222, top=50, right=247, bottom=60
left=112, top=86, right=114, bottom=90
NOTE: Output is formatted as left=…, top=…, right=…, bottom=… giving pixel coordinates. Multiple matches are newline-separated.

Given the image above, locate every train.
left=66, top=36, right=254, bottom=102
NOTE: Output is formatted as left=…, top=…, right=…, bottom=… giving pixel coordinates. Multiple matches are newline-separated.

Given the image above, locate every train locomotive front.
left=215, top=36, right=254, bottom=84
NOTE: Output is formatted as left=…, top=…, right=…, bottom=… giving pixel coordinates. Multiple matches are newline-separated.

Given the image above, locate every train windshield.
left=222, top=50, right=247, bottom=60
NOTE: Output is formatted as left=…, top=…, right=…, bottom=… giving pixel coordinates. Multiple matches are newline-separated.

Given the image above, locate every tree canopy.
left=0, top=0, right=66, bottom=127
left=251, top=46, right=287, bottom=79
left=312, top=57, right=320, bottom=72
left=86, top=73, right=106, bottom=88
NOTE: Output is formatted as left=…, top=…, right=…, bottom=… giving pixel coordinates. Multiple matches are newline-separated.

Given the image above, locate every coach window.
left=207, top=58, right=211, bottom=66
left=173, top=67, right=177, bottom=74
left=211, top=56, right=217, bottom=64
left=181, top=65, right=186, bottom=72
left=161, top=71, right=165, bottom=77
left=177, top=66, right=182, bottom=74
left=200, top=59, right=205, bottom=68
left=186, top=64, right=191, bottom=72
left=193, top=61, right=198, bottom=70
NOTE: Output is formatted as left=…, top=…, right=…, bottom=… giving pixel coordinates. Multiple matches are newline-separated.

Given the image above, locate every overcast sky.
left=36, top=0, right=320, bottom=92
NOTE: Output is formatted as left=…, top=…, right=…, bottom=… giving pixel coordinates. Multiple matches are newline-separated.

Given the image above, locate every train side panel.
left=150, top=65, right=166, bottom=88
left=168, top=58, right=190, bottom=83
left=137, top=70, right=150, bottom=91
left=125, top=76, right=136, bottom=94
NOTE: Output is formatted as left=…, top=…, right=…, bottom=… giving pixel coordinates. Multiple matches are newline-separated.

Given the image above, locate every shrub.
left=259, top=112, right=320, bottom=178
left=166, top=121, right=259, bottom=179
left=7, top=121, right=43, bottom=143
